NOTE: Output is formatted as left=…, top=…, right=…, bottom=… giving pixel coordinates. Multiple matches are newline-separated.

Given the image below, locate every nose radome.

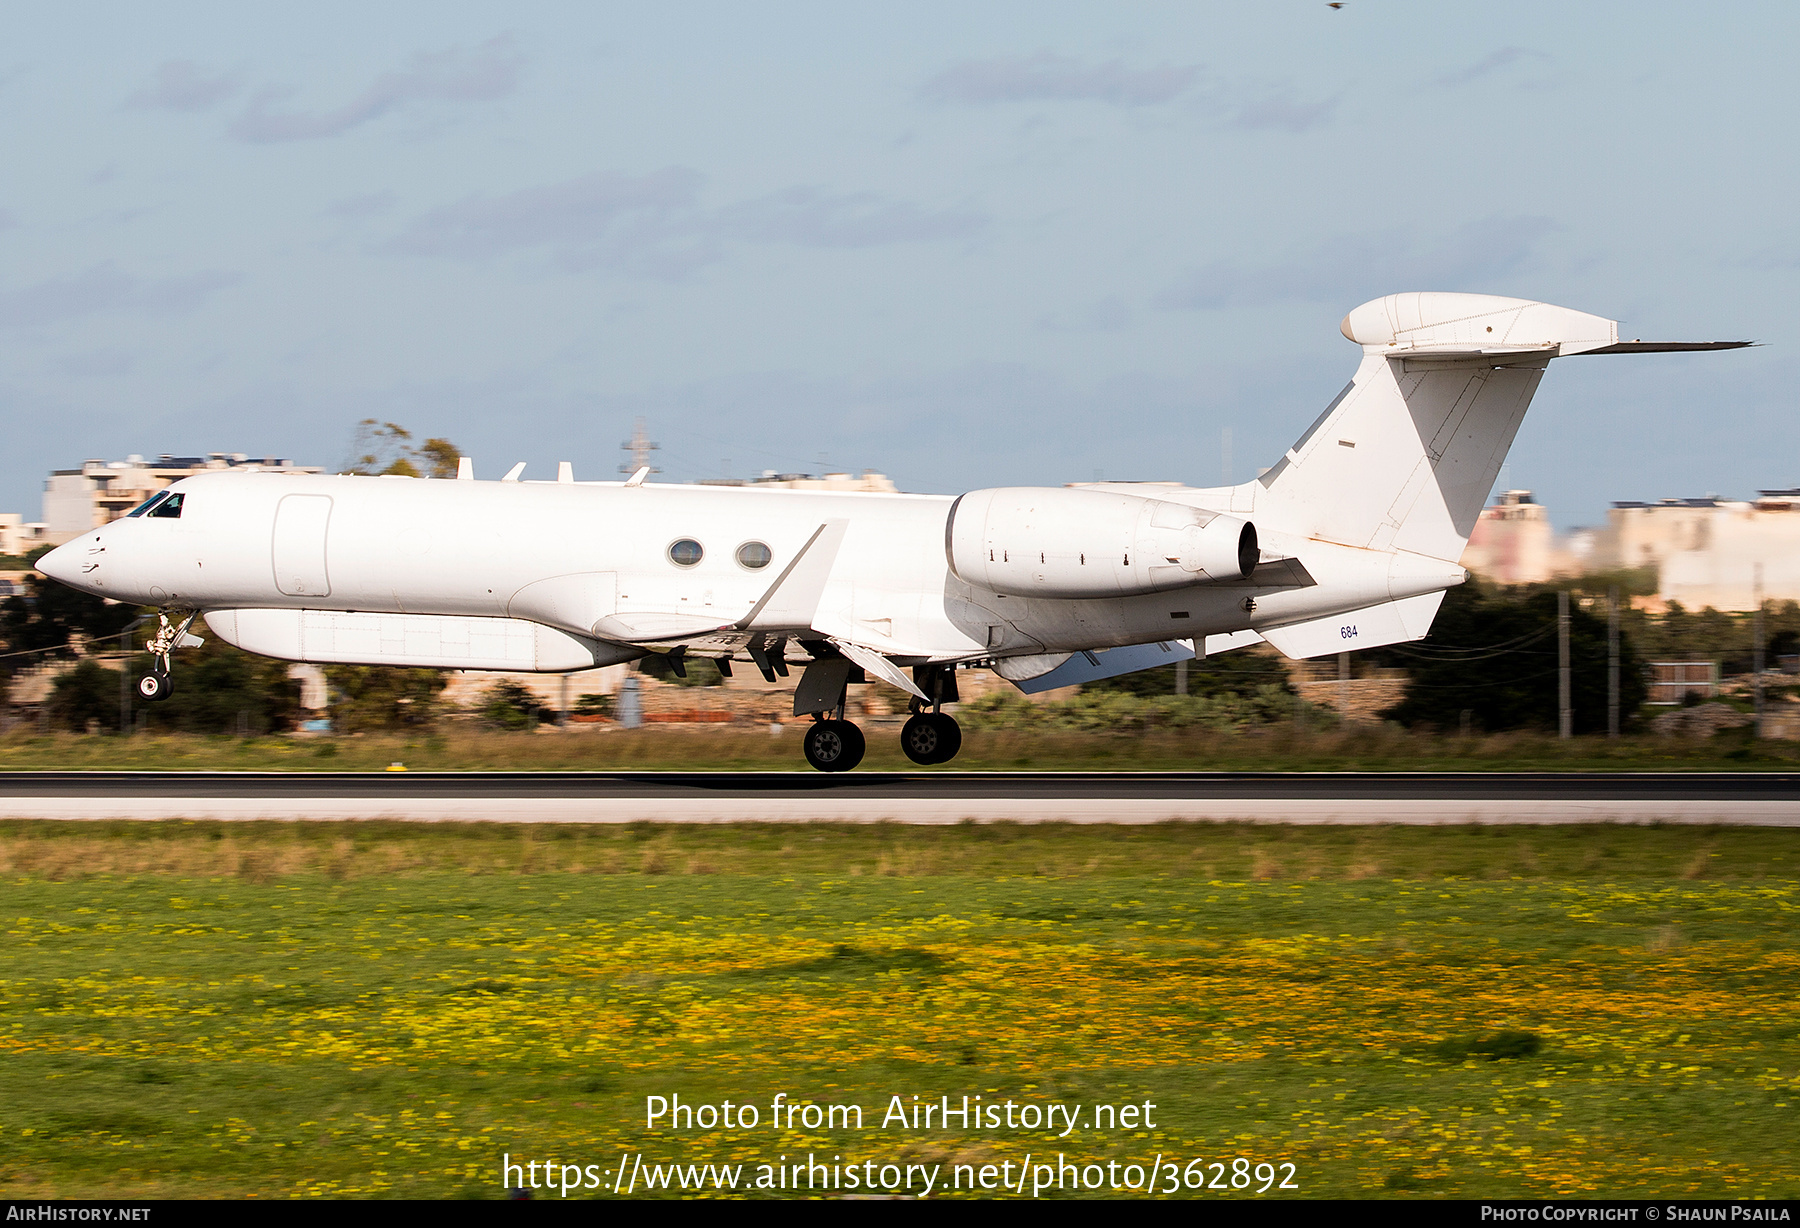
left=34, top=540, right=81, bottom=586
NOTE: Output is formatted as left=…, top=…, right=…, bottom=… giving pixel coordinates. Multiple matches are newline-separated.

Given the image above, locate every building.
left=1460, top=490, right=1563, bottom=585
left=41, top=453, right=323, bottom=539
left=0, top=514, right=57, bottom=558
left=694, top=469, right=900, bottom=493
left=1594, top=491, right=1800, bottom=612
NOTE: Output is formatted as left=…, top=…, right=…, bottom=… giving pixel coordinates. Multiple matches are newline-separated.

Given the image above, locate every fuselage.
left=40, top=469, right=1458, bottom=667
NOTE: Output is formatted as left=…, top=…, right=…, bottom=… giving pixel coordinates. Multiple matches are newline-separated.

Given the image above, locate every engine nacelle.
left=946, top=487, right=1258, bottom=599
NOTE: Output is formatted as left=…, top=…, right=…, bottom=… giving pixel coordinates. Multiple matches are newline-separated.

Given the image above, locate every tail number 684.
left=1339, top=625, right=1358, bottom=639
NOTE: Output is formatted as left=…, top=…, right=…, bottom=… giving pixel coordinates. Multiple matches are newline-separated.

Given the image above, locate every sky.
left=1, top=2, right=1794, bottom=530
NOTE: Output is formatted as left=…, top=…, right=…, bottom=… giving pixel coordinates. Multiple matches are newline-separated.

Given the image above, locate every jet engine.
left=946, top=487, right=1258, bottom=599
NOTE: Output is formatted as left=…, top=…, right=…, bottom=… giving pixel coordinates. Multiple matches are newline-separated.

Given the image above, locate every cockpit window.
left=126, top=491, right=171, bottom=518
left=146, top=492, right=184, bottom=519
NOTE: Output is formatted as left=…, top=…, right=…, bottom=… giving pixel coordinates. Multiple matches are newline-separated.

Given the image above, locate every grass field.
left=1, top=820, right=1796, bottom=1200
left=1, top=723, right=1797, bottom=773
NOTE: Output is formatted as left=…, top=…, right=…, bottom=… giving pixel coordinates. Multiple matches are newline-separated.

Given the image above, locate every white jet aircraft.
left=37, top=293, right=1747, bottom=771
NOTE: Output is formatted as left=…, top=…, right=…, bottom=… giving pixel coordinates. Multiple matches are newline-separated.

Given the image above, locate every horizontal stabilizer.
left=1576, top=341, right=1755, bottom=354
left=1009, top=639, right=1195, bottom=695
left=1259, top=592, right=1444, bottom=660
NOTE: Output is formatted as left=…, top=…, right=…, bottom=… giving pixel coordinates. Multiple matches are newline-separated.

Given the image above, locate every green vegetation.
left=1, top=820, right=1795, bottom=1199
left=7, top=723, right=1800, bottom=773
left=342, top=420, right=461, bottom=479
left=1381, top=584, right=1647, bottom=734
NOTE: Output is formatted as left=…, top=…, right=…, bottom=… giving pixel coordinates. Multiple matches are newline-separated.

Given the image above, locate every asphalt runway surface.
left=1, top=770, right=1797, bottom=824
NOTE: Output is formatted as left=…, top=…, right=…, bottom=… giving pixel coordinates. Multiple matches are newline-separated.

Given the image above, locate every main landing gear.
left=136, top=611, right=199, bottom=703
left=900, top=711, right=961, bottom=766
left=790, top=656, right=964, bottom=773
left=803, top=719, right=866, bottom=773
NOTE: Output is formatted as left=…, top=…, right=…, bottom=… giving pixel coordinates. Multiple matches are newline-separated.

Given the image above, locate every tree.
left=323, top=665, right=447, bottom=731
left=134, top=642, right=303, bottom=734
left=47, top=660, right=122, bottom=732
left=415, top=438, right=462, bottom=480
left=343, top=421, right=462, bottom=478
left=1381, top=583, right=1646, bottom=734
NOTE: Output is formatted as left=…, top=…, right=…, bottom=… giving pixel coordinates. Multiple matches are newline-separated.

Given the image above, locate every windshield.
left=126, top=491, right=171, bottom=518
left=146, top=492, right=184, bottom=519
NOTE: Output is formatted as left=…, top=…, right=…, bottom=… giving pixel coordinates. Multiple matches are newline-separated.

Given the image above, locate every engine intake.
left=946, top=487, right=1257, bottom=599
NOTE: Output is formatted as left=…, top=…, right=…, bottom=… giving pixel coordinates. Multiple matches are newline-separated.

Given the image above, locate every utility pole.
left=1558, top=590, right=1572, bottom=739
left=619, top=417, right=661, bottom=476
left=1607, top=585, right=1620, bottom=739
left=1174, top=657, right=1188, bottom=696
left=1754, top=562, right=1765, bottom=739
left=1338, top=650, right=1351, bottom=722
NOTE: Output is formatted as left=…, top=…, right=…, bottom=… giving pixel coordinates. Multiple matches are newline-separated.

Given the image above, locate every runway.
left=1, top=770, right=1797, bottom=824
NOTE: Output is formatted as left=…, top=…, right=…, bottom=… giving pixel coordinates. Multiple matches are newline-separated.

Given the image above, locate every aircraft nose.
left=34, top=540, right=81, bottom=587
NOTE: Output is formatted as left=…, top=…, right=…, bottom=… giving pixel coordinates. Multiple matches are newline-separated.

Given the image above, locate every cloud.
left=126, top=60, right=242, bottom=112
left=56, top=349, right=135, bottom=377
left=1037, top=296, right=1134, bottom=333
left=711, top=188, right=986, bottom=248
left=1155, top=215, right=1558, bottom=311
left=1230, top=89, right=1338, bottom=132
left=324, top=192, right=398, bottom=220
left=923, top=53, right=1199, bottom=106
left=231, top=36, right=523, bottom=142
left=1433, top=47, right=1551, bottom=88
left=383, top=168, right=707, bottom=274
left=383, top=171, right=987, bottom=276
left=0, top=264, right=241, bottom=328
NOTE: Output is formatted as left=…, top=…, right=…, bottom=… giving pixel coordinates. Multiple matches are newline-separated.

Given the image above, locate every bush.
left=959, top=684, right=1319, bottom=733
left=47, top=659, right=123, bottom=732
left=479, top=680, right=549, bottom=730
left=1085, top=648, right=1295, bottom=700
left=573, top=692, right=612, bottom=717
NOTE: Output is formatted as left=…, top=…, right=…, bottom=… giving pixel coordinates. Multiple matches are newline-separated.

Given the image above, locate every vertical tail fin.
left=1255, top=292, right=1619, bottom=563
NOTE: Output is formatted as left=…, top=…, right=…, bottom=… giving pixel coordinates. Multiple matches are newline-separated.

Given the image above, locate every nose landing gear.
left=137, top=611, right=200, bottom=703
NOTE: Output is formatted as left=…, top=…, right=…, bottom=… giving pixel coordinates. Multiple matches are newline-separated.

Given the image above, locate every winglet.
left=736, top=521, right=849, bottom=631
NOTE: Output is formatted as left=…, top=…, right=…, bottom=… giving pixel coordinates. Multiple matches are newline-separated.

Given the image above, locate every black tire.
left=137, top=672, right=171, bottom=702
left=927, top=712, right=961, bottom=764
left=901, top=712, right=960, bottom=765
left=803, top=719, right=866, bottom=772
